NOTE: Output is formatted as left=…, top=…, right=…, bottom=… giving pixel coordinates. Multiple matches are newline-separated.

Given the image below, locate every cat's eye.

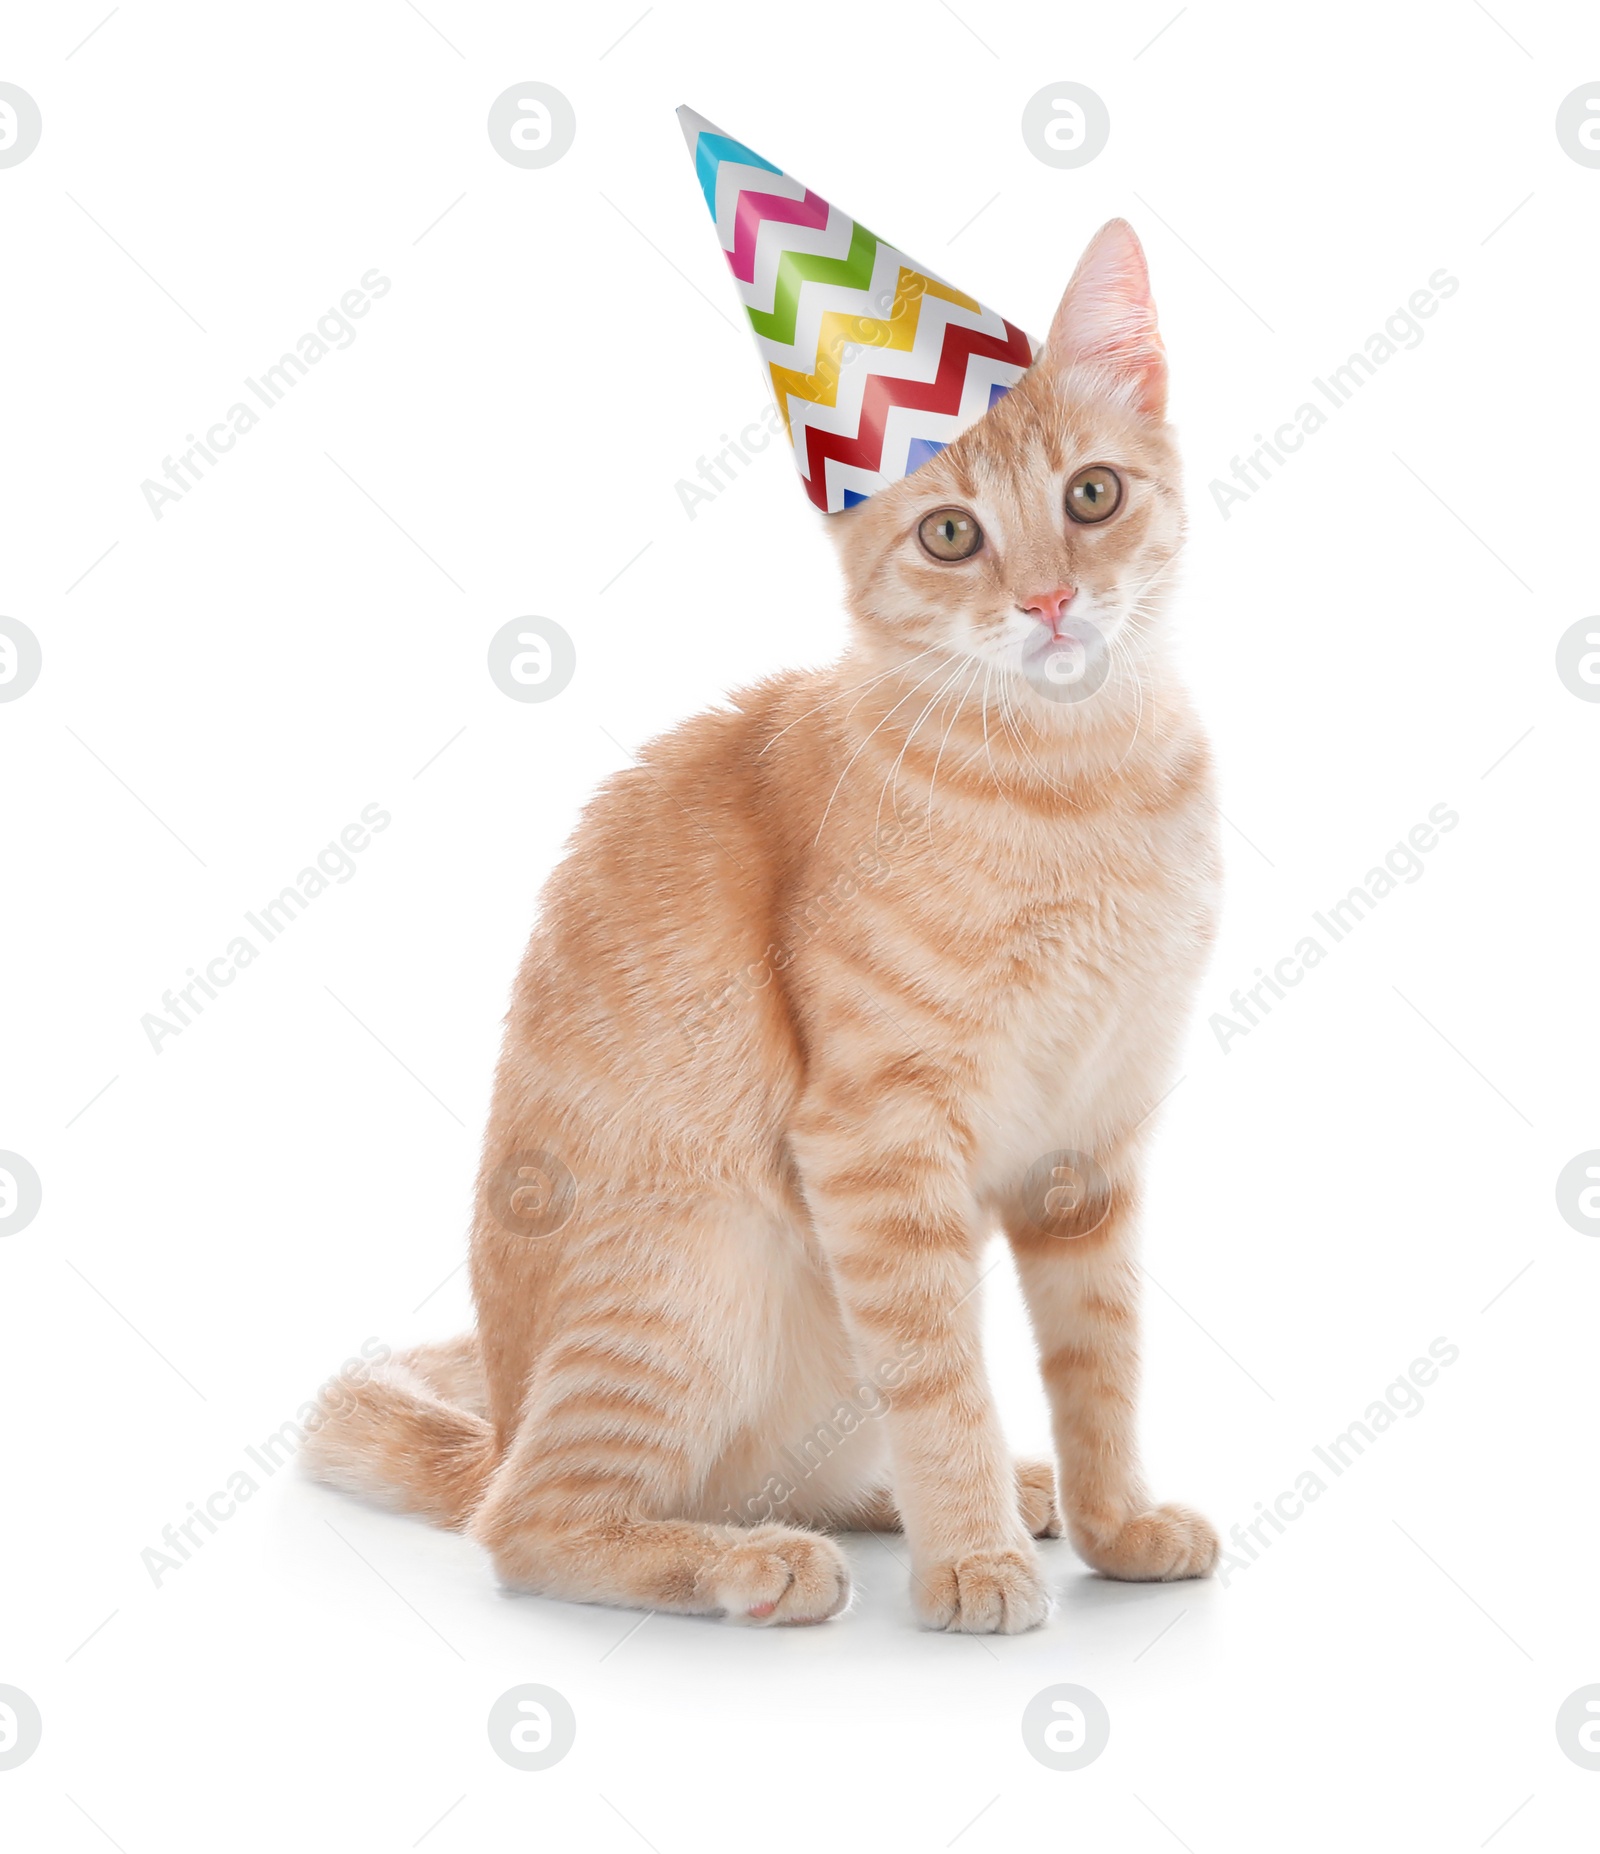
left=1065, top=465, right=1123, bottom=524
left=917, top=507, right=984, bottom=562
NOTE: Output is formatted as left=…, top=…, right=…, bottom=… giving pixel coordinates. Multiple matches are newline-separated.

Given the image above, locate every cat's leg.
left=473, top=1373, right=850, bottom=1624
left=1014, top=1456, right=1065, bottom=1537
left=830, top=1484, right=900, bottom=1530
left=469, top=1200, right=850, bottom=1626
left=792, top=1091, right=1049, bottom=1634
left=1003, top=1159, right=1217, bottom=1581
left=829, top=1459, right=1062, bottom=1536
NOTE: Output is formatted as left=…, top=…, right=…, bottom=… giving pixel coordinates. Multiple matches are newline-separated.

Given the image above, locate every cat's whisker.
left=874, top=660, right=973, bottom=842
left=922, top=660, right=984, bottom=861
left=1015, top=685, right=1090, bottom=793
left=811, top=655, right=962, bottom=851
left=978, top=664, right=1005, bottom=799
left=1102, top=629, right=1150, bottom=780
left=943, top=673, right=999, bottom=779
left=994, top=676, right=1077, bottom=803
left=756, top=645, right=943, bottom=757
left=1122, top=541, right=1185, bottom=615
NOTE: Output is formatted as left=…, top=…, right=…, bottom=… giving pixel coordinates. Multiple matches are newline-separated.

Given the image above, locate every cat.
left=304, top=218, right=1221, bottom=1633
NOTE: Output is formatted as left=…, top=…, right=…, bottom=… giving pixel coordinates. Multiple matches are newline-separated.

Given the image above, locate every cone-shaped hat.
left=678, top=107, right=1036, bottom=513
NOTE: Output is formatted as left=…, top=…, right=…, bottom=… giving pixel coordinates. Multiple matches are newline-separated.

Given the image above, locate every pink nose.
left=1021, top=586, right=1076, bottom=630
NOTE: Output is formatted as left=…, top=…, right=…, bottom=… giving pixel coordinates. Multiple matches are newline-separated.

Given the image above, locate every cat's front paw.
left=915, top=1547, right=1050, bottom=1634
left=1072, top=1503, right=1218, bottom=1582
left=709, top=1526, right=851, bottom=1625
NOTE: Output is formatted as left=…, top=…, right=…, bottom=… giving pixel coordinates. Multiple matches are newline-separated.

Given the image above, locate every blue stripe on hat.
left=695, top=134, right=781, bottom=215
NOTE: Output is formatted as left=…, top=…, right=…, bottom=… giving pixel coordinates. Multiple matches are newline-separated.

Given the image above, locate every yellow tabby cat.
left=305, top=220, right=1220, bottom=1633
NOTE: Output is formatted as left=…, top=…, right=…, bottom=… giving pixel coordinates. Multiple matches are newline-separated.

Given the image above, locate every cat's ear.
left=1044, top=219, right=1166, bottom=419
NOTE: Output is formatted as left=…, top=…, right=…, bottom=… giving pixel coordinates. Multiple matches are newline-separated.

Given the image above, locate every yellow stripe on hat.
left=767, top=268, right=979, bottom=439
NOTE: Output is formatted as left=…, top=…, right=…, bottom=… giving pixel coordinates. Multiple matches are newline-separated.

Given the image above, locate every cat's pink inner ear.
left=1044, top=219, right=1167, bottom=418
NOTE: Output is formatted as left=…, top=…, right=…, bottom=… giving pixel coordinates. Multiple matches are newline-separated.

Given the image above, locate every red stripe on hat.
left=798, top=317, right=1034, bottom=510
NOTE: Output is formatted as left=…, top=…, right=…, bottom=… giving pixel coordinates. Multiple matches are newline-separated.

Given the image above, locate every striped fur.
left=305, top=221, right=1219, bottom=1631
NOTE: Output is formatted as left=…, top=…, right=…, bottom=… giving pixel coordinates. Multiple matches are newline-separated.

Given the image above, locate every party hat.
left=678, top=107, right=1036, bottom=513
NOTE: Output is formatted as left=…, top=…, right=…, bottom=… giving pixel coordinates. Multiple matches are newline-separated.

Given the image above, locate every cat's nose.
left=1020, top=586, right=1077, bottom=630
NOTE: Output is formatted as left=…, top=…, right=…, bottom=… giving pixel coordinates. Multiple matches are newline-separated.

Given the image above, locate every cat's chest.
left=963, top=803, right=1214, bottom=993
left=960, top=803, right=1218, bottom=1149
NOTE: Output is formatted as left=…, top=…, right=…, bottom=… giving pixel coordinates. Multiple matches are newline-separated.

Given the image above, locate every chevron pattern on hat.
left=678, top=107, right=1036, bottom=513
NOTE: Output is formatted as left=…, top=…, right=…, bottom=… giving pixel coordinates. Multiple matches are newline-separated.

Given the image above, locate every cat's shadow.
left=309, top=1483, right=1211, bottom=1655
left=840, top=1529, right=1210, bottom=1635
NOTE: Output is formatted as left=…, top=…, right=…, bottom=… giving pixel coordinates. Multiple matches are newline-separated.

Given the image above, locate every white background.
left=3, top=0, right=1597, bottom=1846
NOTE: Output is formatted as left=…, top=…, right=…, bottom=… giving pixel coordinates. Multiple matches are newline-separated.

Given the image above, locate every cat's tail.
left=301, top=1334, right=499, bottom=1530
